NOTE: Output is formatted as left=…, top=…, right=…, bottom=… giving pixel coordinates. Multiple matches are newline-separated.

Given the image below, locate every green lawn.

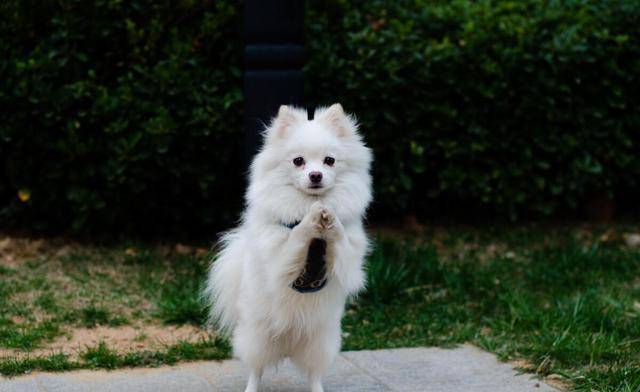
left=0, top=225, right=639, bottom=391
left=348, top=226, right=640, bottom=392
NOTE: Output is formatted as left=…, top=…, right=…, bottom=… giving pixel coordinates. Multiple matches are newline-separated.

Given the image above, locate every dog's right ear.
left=268, top=105, right=306, bottom=141
left=314, top=103, right=358, bottom=139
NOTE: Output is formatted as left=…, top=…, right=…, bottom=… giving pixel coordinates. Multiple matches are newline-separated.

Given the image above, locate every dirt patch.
left=0, top=237, right=76, bottom=268
left=509, top=359, right=570, bottom=391
left=544, top=374, right=571, bottom=391
left=0, top=324, right=213, bottom=361
left=0, top=235, right=220, bottom=363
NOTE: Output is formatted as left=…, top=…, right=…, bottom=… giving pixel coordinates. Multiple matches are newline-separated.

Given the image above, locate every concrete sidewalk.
left=1, top=345, right=558, bottom=392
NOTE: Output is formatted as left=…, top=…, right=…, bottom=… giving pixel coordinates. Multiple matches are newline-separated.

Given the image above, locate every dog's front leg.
left=323, top=214, right=367, bottom=295
left=269, top=202, right=330, bottom=291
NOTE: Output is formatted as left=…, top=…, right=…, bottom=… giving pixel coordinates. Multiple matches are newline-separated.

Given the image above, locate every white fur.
left=204, top=103, right=372, bottom=392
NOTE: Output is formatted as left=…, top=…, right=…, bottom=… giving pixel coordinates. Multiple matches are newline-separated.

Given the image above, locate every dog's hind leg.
left=244, top=368, right=263, bottom=392
left=234, top=321, right=278, bottom=392
left=292, top=349, right=331, bottom=392
left=291, top=325, right=340, bottom=392
left=309, top=374, right=324, bottom=392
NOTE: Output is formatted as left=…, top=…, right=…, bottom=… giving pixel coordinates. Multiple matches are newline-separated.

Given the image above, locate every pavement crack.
left=339, top=353, right=398, bottom=392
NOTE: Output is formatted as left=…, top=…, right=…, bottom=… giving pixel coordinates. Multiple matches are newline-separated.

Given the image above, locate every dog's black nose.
left=309, top=171, right=323, bottom=184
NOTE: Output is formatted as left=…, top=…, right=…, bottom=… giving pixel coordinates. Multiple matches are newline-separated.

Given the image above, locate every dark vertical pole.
left=244, top=0, right=305, bottom=161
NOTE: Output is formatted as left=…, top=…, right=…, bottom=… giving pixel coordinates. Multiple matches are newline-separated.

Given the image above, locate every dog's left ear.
left=315, top=103, right=358, bottom=138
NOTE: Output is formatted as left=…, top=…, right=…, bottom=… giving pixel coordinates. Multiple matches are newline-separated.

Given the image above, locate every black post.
left=244, top=0, right=305, bottom=160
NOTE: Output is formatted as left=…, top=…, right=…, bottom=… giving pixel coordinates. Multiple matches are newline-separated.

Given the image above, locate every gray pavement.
left=0, top=345, right=558, bottom=392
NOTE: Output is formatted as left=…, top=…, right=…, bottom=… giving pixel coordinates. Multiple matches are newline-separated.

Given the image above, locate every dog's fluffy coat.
left=205, top=104, right=372, bottom=392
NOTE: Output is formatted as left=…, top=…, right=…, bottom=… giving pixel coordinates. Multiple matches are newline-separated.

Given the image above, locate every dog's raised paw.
left=319, top=210, right=334, bottom=230
left=305, top=202, right=334, bottom=233
left=314, top=208, right=334, bottom=232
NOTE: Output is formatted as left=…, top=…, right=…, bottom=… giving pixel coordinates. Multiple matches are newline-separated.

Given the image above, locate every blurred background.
left=1, top=1, right=640, bottom=388
left=2, top=0, right=639, bottom=238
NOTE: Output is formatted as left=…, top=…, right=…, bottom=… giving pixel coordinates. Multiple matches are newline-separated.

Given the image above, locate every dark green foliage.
left=307, top=0, right=640, bottom=219
left=2, top=0, right=640, bottom=234
left=0, top=0, right=243, bottom=235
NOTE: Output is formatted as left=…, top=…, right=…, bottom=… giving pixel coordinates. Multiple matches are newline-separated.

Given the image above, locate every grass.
left=76, top=304, right=128, bottom=328
left=0, top=338, right=230, bottom=375
left=79, top=337, right=230, bottom=369
left=0, top=239, right=218, bottom=376
left=344, top=227, right=640, bottom=392
left=0, top=225, right=638, bottom=391
left=154, top=260, right=208, bottom=325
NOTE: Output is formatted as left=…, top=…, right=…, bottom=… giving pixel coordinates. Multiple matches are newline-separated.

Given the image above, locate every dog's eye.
left=324, top=157, right=335, bottom=166
left=293, top=157, right=305, bottom=167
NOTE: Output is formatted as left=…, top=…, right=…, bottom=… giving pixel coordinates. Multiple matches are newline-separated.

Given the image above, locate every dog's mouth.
left=303, top=184, right=327, bottom=195
left=299, top=181, right=332, bottom=195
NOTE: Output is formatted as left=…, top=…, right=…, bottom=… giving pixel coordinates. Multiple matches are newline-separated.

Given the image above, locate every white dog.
left=205, top=103, right=372, bottom=392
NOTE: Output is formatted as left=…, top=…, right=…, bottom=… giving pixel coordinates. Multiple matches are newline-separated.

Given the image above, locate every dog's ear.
left=269, top=105, right=306, bottom=140
left=315, top=103, right=358, bottom=138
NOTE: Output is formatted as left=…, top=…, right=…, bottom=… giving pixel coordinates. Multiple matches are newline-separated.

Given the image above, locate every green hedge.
left=1, top=0, right=639, bottom=235
left=307, top=0, right=640, bottom=220
left=0, top=0, right=243, bottom=234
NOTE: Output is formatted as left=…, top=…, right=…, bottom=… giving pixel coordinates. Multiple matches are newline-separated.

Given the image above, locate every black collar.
left=282, top=220, right=301, bottom=229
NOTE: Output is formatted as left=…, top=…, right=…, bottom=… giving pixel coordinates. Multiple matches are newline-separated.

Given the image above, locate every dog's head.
left=270, top=104, right=359, bottom=195
left=248, top=104, right=372, bottom=221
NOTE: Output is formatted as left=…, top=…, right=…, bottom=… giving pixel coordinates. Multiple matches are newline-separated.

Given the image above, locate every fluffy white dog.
left=205, top=103, right=372, bottom=392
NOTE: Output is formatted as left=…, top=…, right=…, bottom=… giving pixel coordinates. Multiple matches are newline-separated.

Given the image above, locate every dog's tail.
left=203, top=229, right=244, bottom=335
